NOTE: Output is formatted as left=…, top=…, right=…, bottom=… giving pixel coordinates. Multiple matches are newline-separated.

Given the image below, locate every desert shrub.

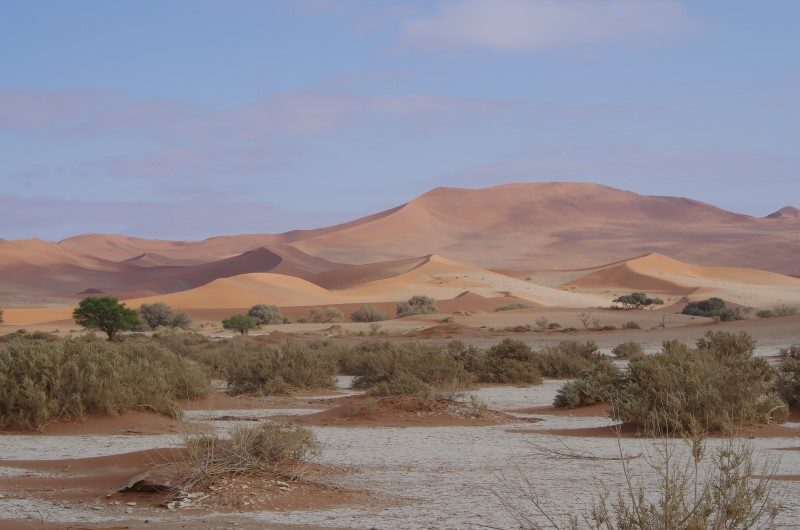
left=349, top=342, right=473, bottom=391
left=366, top=373, right=433, bottom=398
left=180, top=422, right=317, bottom=487
left=613, top=331, right=787, bottom=435
left=536, top=340, right=607, bottom=378
left=612, top=341, right=644, bottom=359
left=73, top=296, right=141, bottom=340
left=222, top=314, right=258, bottom=335
left=396, top=295, right=438, bottom=317
left=682, top=297, right=747, bottom=322
left=622, top=320, right=641, bottom=329
left=612, top=292, right=664, bottom=310
left=504, top=324, right=532, bottom=332
left=533, top=317, right=549, bottom=332
left=497, top=435, right=782, bottom=529
left=139, top=302, right=191, bottom=330
left=350, top=304, right=387, bottom=322
left=226, top=342, right=337, bottom=395
left=776, top=345, right=800, bottom=407
left=553, top=364, right=624, bottom=408
left=757, top=305, right=800, bottom=318
left=495, top=304, right=530, bottom=312
left=0, top=308, right=3, bottom=324
left=0, top=337, right=209, bottom=430
left=309, top=307, right=344, bottom=323
left=468, top=338, right=542, bottom=385
left=247, top=304, right=290, bottom=325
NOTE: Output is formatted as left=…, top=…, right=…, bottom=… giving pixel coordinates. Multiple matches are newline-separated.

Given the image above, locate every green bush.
left=612, top=341, right=644, bottom=359
left=309, top=307, right=344, bottom=323
left=469, top=338, right=542, bottom=385
left=0, top=337, right=209, bottom=430
left=536, top=340, right=606, bottom=378
left=682, top=297, right=747, bottom=322
left=613, top=331, right=787, bottom=435
left=226, top=342, right=337, bottom=395
left=247, top=304, right=290, bottom=325
left=553, top=364, right=624, bottom=408
left=396, top=295, right=438, bottom=317
left=350, top=304, right=387, bottom=322
left=139, top=302, right=191, bottom=330
left=776, top=345, right=800, bottom=407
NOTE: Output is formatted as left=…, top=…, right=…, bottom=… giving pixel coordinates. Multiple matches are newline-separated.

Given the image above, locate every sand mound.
left=766, top=206, right=800, bottom=219
left=561, top=252, right=800, bottom=308
left=290, top=395, right=525, bottom=427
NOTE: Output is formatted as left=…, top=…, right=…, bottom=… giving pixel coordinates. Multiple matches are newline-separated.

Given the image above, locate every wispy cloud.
left=401, top=0, right=699, bottom=52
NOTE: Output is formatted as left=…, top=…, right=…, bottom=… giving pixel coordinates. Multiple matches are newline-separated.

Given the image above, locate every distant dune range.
left=2, top=183, right=800, bottom=325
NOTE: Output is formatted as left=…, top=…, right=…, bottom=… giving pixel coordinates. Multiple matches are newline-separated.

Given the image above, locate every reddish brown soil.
left=512, top=403, right=612, bottom=417
left=3, top=411, right=204, bottom=436
left=287, top=394, right=529, bottom=427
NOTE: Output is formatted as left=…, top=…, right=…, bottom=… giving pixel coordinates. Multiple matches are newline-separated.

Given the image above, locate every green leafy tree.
left=72, top=296, right=140, bottom=340
left=222, top=314, right=258, bottom=335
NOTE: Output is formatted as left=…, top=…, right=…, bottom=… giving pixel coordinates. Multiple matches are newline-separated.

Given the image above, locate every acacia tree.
left=72, top=296, right=140, bottom=340
left=139, top=302, right=191, bottom=330
left=612, top=292, right=664, bottom=310
left=222, top=314, right=257, bottom=335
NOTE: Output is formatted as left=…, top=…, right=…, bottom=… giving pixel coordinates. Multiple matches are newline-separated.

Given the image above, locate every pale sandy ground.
left=1, top=375, right=799, bottom=529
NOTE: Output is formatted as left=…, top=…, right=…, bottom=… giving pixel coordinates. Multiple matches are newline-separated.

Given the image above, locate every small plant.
left=222, top=314, right=258, bottom=335
left=396, top=295, right=438, bottom=317
left=495, top=303, right=531, bottom=312
left=682, top=297, right=748, bottom=322
left=368, top=322, right=382, bottom=336
left=309, top=307, right=344, bottom=323
left=612, top=341, right=644, bottom=359
left=351, top=304, right=387, bottom=322
left=756, top=305, right=800, bottom=318
left=622, top=320, right=641, bottom=329
left=247, top=304, right=290, bottom=325
left=576, top=311, right=592, bottom=329
left=533, top=317, right=549, bottom=332
left=553, top=364, right=624, bottom=408
left=179, top=422, right=317, bottom=488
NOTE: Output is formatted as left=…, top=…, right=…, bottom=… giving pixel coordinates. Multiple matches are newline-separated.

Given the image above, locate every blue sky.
left=1, top=0, right=798, bottom=240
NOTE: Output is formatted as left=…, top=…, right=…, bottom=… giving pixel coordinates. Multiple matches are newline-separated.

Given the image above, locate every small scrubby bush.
left=309, top=307, right=344, bottom=323
left=366, top=373, right=433, bottom=398
left=682, top=297, right=747, bottom=322
left=495, top=304, right=531, bottom=312
left=622, top=320, right=641, bottom=329
left=396, top=295, right=438, bottom=317
left=756, top=305, right=800, bottom=318
left=226, top=342, right=337, bottom=395
left=537, top=340, right=608, bottom=378
left=350, top=304, right=387, bottom=322
left=139, top=302, right=191, bottom=330
left=553, top=364, right=624, bottom=408
left=776, top=344, right=800, bottom=407
left=247, top=304, right=290, bottom=325
left=612, top=341, right=644, bottom=359
left=469, top=338, right=542, bottom=385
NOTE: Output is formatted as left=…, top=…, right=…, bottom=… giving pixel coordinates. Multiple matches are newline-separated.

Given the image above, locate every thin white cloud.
left=401, top=0, right=698, bottom=52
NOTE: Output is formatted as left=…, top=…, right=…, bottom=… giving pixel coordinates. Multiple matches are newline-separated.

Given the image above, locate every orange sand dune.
left=561, top=253, right=800, bottom=308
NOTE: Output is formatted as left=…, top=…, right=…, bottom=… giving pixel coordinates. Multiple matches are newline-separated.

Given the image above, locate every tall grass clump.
left=0, top=337, right=209, bottom=430
left=226, top=342, right=337, bottom=395
left=179, top=422, right=317, bottom=488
